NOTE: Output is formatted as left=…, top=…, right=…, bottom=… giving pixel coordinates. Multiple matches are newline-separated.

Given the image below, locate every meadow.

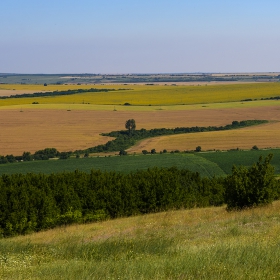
left=1, top=201, right=280, bottom=279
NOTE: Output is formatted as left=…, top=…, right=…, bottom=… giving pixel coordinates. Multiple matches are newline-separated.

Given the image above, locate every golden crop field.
left=0, top=82, right=280, bottom=107
left=0, top=82, right=280, bottom=155
left=127, top=123, right=280, bottom=153
left=0, top=104, right=280, bottom=155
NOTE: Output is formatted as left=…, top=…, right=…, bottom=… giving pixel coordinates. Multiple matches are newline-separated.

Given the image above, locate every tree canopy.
left=125, top=119, right=136, bottom=135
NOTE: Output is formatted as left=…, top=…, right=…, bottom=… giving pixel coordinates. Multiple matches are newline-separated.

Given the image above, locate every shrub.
left=195, top=146, right=202, bottom=152
left=119, top=149, right=127, bottom=156
left=59, top=152, right=70, bottom=160
left=225, top=154, right=278, bottom=210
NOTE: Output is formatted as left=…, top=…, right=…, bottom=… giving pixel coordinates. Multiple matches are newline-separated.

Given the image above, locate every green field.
left=0, top=153, right=224, bottom=177
left=196, top=149, right=280, bottom=175
left=1, top=149, right=279, bottom=177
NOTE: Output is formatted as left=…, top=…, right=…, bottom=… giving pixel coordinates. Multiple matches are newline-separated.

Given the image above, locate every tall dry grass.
left=1, top=201, right=280, bottom=279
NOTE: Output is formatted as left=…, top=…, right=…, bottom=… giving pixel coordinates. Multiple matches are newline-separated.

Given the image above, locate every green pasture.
left=1, top=149, right=279, bottom=177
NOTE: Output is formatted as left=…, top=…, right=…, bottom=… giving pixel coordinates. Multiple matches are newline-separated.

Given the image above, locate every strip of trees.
left=0, top=88, right=126, bottom=99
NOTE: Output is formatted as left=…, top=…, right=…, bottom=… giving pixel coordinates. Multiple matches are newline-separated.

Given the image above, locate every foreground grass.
left=1, top=202, right=280, bottom=279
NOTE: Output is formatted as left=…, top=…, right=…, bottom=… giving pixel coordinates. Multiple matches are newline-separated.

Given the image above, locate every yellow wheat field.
left=0, top=83, right=280, bottom=107
left=1, top=104, right=280, bottom=155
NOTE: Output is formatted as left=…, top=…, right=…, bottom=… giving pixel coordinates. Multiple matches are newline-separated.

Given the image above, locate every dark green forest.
left=0, top=167, right=224, bottom=237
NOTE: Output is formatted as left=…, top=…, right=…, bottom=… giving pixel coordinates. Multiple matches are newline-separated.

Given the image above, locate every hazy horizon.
left=1, top=1, right=280, bottom=74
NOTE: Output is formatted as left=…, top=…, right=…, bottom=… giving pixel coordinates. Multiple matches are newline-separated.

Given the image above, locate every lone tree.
left=125, top=119, right=136, bottom=135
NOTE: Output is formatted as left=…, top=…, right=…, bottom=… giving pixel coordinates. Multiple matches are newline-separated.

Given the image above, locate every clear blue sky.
left=1, top=0, right=279, bottom=73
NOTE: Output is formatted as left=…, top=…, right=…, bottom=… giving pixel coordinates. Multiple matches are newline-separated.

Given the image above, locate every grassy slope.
left=1, top=201, right=280, bottom=279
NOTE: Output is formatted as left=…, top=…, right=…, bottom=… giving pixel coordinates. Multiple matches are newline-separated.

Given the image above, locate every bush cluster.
left=225, top=154, right=279, bottom=210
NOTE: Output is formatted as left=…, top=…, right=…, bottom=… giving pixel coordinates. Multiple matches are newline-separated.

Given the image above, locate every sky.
left=1, top=0, right=279, bottom=74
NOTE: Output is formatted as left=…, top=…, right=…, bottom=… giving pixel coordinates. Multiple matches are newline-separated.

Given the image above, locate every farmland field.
left=0, top=104, right=279, bottom=156
left=0, top=82, right=280, bottom=158
left=1, top=82, right=280, bottom=106
left=0, top=150, right=279, bottom=177
left=0, top=153, right=224, bottom=177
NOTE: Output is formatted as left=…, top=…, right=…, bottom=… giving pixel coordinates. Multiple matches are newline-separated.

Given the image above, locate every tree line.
left=0, top=155, right=279, bottom=237
left=0, top=88, right=129, bottom=99
left=0, top=148, right=62, bottom=164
